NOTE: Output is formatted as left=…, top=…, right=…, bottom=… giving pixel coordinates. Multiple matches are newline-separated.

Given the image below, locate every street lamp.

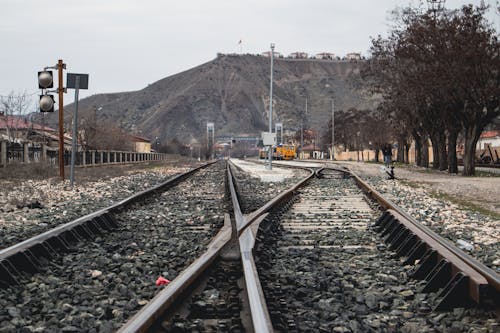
left=267, top=43, right=275, bottom=170
left=331, top=98, right=335, bottom=160
left=207, top=122, right=214, bottom=160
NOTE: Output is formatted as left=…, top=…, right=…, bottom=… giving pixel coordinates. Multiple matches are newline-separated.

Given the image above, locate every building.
left=289, top=52, right=308, bottom=59
left=345, top=52, right=362, bottom=60
left=261, top=51, right=282, bottom=58
left=477, top=130, right=500, bottom=150
left=0, top=114, right=72, bottom=147
left=129, top=134, right=152, bottom=153
left=316, top=52, right=335, bottom=60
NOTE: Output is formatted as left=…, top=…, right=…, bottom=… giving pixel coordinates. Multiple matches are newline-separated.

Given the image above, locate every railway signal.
left=38, top=60, right=66, bottom=179
left=39, top=94, right=55, bottom=112
left=38, top=71, right=53, bottom=89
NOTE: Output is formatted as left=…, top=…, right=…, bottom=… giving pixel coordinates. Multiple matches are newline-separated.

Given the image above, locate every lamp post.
left=207, top=122, right=214, bottom=160
left=331, top=98, right=334, bottom=160
left=267, top=43, right=275, bottom=170
left=300, top=98, right=307, bottom=159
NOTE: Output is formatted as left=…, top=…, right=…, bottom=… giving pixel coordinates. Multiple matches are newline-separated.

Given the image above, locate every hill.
left=55, top=54, right=378, bottom=144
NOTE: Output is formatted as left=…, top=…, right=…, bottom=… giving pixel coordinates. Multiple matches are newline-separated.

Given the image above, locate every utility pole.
left=267, top=43, right=275, bottom=170
left=300, top=98, right=307, bottom=159
left=331, top=98, right=334, bottom=160
left=57, top=60, right=66, bottom=180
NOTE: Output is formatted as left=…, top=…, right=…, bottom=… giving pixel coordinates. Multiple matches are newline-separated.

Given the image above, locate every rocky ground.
left=0, top=160, right=198, bottom=250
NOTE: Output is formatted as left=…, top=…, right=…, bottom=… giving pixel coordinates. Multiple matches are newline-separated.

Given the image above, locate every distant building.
left=477, top=130, right=500, bottom=150
left=129, top=134, right=152, bottom=153
left=289, top=52, right=308, bottom=59
left=0, top=114, right=72, bottom=147
left=345, top=52, right=362, bottom=60
left=261, top=51, right=282, bottom=58
left=316, top=52, right=335, bottom=60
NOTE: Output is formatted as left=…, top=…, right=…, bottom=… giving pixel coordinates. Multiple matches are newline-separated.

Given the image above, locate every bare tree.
left=0, top=91, right=33, bottom=142
left=366, top=3, right=499, bottom=175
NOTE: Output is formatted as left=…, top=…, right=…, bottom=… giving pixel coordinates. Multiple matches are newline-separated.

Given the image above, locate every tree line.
left=363, top=3, right=499, bottom=175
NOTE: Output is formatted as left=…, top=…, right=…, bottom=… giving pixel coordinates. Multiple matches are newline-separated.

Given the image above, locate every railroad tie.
left=373, top=210, right=490, bottom=310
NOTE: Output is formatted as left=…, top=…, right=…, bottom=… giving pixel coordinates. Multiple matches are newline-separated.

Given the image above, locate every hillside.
left=56, top=54, right=378, bottom=144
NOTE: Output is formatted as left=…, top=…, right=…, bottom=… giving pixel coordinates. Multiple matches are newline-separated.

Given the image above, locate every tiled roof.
left=0, top=115, right=56, bottom=132
left=480, top=130, right=500, bottom=139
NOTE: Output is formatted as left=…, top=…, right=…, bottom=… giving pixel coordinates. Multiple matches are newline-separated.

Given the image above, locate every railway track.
left=0, top=162, right=228, bottom=332
left=0, top=159, right=498, bottom=332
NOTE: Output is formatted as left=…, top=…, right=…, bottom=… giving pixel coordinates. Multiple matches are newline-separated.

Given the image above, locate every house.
left=289, top=52, right=308, bottom=59
left=316, top=52, right=335, bottom=60
left=0, top=114, right=73, bottom=147
left=477, top=130, right=500, bottom=150
left=261, top=51, right=282, bottom=58
left=476, top=130, right=500, bottom=163
left=345, top=52, right=362, bottom=60
left=129, top=134, right=151, bottom=153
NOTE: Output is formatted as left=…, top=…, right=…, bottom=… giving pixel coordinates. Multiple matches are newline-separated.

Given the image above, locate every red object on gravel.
left=155, top=276, right=171, bottom=286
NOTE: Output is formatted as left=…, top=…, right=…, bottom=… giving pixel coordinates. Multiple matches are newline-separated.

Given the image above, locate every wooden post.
left=58, top=59, right=65, bottom=179
left=42, top=144, right=47, bottom=162
left=1, top=141, right=6, bottom=167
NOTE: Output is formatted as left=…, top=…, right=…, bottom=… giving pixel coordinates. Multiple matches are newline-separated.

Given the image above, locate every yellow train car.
left=276, top=144, right=296, bottom=160
left=260, top=145, right=297, bottom=160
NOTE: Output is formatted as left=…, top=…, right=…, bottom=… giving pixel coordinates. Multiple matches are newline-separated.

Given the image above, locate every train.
left=259, top=144, right=297, bottom=160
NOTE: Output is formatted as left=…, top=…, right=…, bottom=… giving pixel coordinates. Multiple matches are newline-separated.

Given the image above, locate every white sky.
left=1, top=0, right=498, bottom=107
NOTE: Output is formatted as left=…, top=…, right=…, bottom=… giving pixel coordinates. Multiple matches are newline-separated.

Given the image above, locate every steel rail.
left=0, top=162, right=215, bottom=287
left=226, top=160, right=316, bottom=332
left=239, top=215, right=272, bottom=333
left=319, top=166, right=499, bottom=307
left=117, top=214, right=233, bottom=333
left=347, top=169, right=500, bottom=291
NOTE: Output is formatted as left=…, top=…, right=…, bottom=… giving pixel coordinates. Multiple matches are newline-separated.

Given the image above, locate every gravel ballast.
left=0, top=165, right=192, bottom=250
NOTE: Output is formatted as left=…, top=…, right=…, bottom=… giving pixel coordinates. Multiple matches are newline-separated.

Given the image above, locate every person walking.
left=383, top=143, right=392, bottom=167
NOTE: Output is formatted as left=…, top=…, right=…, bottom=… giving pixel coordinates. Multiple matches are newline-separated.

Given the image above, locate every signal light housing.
left=38, top=71, right=54, bottom=89
left=39, top=95, right=55, bottom=112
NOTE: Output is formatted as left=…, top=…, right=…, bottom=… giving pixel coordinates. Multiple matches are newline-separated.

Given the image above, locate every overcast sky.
left=1, top=0, right=498, bottom=108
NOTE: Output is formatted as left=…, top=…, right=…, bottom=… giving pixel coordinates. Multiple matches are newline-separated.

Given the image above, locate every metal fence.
left=0, top=141, right=167, bottom=168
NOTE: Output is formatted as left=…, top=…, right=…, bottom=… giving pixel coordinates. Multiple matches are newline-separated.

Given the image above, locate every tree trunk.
left=438, top=131, right=448, bottom=171
left=397, top=138, right=405, bottom=163
left=447, top=129, right=458, bottom=174
left=413, top=131, right=422, bottom=166
left=405, top=143, right=410, bottom=164
left=462, top=124, right=480, bottom=176
left=431, top=134, right=440, bottom=169
left=422, top=138, right=429, bottom=168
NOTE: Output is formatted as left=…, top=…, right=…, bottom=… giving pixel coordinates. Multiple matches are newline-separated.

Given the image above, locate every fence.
left=0, top=141, right=167, bottom=168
